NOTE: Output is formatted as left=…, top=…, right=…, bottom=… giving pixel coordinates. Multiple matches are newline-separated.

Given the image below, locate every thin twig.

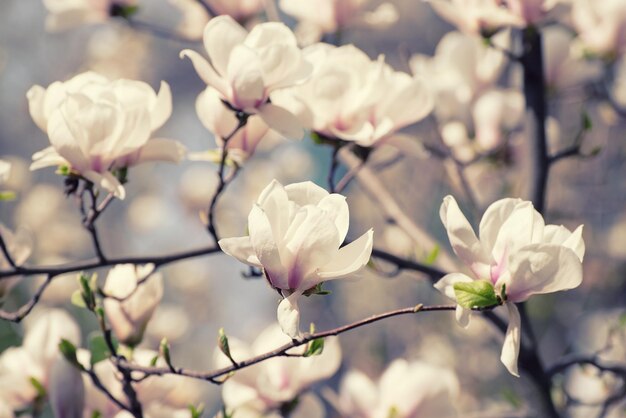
left=0, top=233, right=16, bottom=268
left=0, top=275, right=54, bottom=322
left=207, top=116, right=248, bottom=243
left=327, top=144, right=342, bottom=193
left=118, top=304, right=457, bottom=381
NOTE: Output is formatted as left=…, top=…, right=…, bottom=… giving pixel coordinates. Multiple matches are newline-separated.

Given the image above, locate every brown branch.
left=0, top=275, right=54, bottom=321
left=118, top=304, right=457, bottom=382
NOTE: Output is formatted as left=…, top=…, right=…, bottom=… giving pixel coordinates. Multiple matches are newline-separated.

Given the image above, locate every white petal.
left=218, top=236, right=262, bottom=267
left=150, top=81, right=172, bottom=131
left=284, top=181, right=329, bottom=206
left=258, top=103, right=304, bottom=139
left=500, top=303, right=521, bottom=377
left=505, top=244, right=583, bottom=302
left=456, top=305, right=471, bottom=328
left=256, top=179, right=290, bottom=240
left=245, top=22, right=298, bottom=49
left=203, top=15, right=247, bottom=77
left=440, top=195, right=491, bottom=268
left=180, top=49, right=230, bottom=98
left=226, top=45, right=265, bottom=109
left=317, top=194, right=349, bottom=242
left=433, top=272, right=474, bottom=301
left=318, top=229, right=373, bottom=280
left=130, top=138, right=187, bottom=165
left=490, top=199, right=545, bottom=260
left=543, top=224, right=585, bottom=262
left=30, top=146, right=68, bottom=170
left=479, top=198, right=523, bottom=253
left=248, top=204, right=288, bottom=289
left=82, top=170, right=125, bottom=200
left=277, top=292, right=302, bottom=338
left=26, top=85, right=48, bottom=132
left=282, top=206, right=342, bottom=288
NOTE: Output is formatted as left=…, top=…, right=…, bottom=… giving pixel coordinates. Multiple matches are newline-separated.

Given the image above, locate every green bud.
left=453, top=280, right=499, bottom=309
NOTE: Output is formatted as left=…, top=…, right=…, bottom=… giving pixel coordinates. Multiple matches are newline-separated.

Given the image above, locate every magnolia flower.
left=219, top=180, right=373, bottom=337
left=28, top=71, right=185, bottom=199
left=180, top=16, right=312, bottom=139
left=410, top=31, right=506, bottom=124
left=103, top=264, right=164, bottom=346
left=214, top=324, right=341, bottom=416
left=329, top=359, right=459, bottom=418
left=49, top=356, right=84, bottom=418
left=190, top=86, right=271, bottom=164
left=435, top=195, right=585, bottom=376
left=42, top=0, right=136, bottom=31
left=570, top=0, right=626, bottom=58
left=0, top=224, right=31, bottom=299
left=279, top=0, right=398, bottom=43
left=274, top=43, right=433, bottom=147
left=0, top=309, right=81, bottom=411
left=471, top=89, right=524, bottom=152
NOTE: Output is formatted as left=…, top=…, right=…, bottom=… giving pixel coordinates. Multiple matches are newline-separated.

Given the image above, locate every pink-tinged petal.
left=227, top=45, right=265, bottom=109
left=180, top=49, right=230, bottom=98
left=245, top=21, right=298, bottom=49
left=330, top=121, right=374, bottom=145
left=284, top=181, right=328, bottom=207
left=383, top=76, right=434, bottom=128
left=440, top=195, right=491, bottom=268
left=501, top=303, right=521, bottom=377
left=219, top=236, right=262, bottom=267
left=82, top=170, right=125, bottom=199
left=26, top=85, right=48, bottom=132
left=505, top=244, right=583, bottom=302
left=203, top=15, right=248, bottom=77
left=318, top=229, right=373, bottom=280
left=433, top=272, right=474, bottom=301
left=248, top=204, right=288, bottom=289
left=258, top=103, right=304, bottom=139
left=317, top=194, right=350, bottom=242
left=479, top=198, right=522, bottom=254
left=543, top=224, right=585, bottom=262
left=277, top=291, right=303, bottom=338
left=150, top=81, right=172, bottom=131
left=128, top=138, right=187, bottom=166
left=30, top=146, right=68, bottom=170
left=282, top=206, right=342, bottom=287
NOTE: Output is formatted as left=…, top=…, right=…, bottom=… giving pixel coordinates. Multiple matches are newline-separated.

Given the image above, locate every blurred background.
left=1, top=0, right=626, bottom=417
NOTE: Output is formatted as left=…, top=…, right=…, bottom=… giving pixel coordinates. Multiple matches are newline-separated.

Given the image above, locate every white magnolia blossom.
left=570, top=0, right=626, bottom=58
left=49, top=356, right=85, bottom=418
left=190, top=86, right=271, bottom=164
left=410, top=31, right=506, bottom=124
left=0, top=309, right=81, bottom=412
left=180, top=16, right=312, bottom=139
left=214, top=324, right=341, bottom=416
left=435, top=195, right=585, bottom=376
left=79, top=349, right=198, bottom=418
left=275, top=43, right=433, bottom=147
left=329, top=359, right=459, bottom=418
left=279, top=0, right=398, bottom=43
left=103, top=264, right=164, bottom=346
left=543, top=26, right=602, bottom=92
left=471, top=88, right=524, bottom=152
left=0, top=224, right=31, bottom=299
left=28, top=71, right=185, bottom=199
left=219, top=179, right=374, bottom=337
left=42, top=0, right=136, bottom=31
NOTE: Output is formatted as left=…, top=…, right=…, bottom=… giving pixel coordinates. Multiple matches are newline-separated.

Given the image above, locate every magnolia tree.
left=1, top=0, right=626, bottom=417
